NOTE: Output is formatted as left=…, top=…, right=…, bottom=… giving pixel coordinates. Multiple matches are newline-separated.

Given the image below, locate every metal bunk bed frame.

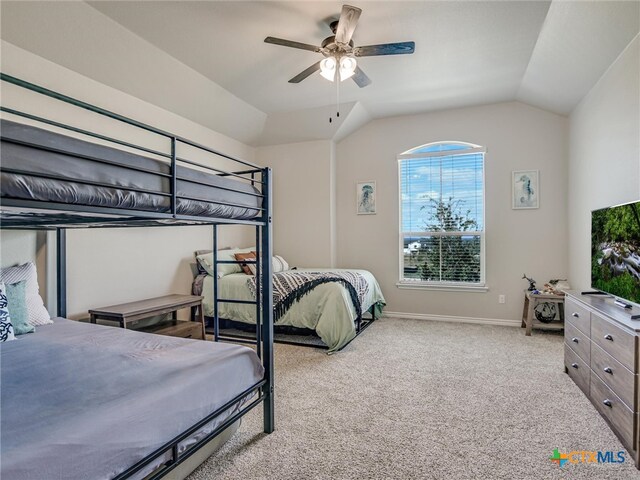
left=0, top=73, right=274, bottom=479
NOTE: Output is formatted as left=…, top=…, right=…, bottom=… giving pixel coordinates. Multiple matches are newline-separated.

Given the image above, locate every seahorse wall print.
left=513, top=170, right=538, bottom=209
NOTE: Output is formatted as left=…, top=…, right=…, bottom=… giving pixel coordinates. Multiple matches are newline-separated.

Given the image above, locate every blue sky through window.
left=400, top=150, right=484, bottom=233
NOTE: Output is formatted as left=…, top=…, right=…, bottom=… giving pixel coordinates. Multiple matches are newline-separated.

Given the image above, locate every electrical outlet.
left=498, top=295, right=506, bottom=304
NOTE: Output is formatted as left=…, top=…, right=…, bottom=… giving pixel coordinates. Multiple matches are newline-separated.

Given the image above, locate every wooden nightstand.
left=89, top=294, right=205, bottom=340
left=521, top=290, right=565, bottom=336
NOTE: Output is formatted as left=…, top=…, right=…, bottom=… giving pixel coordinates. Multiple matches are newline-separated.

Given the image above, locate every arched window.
left=398, top=141, right=485, bottom=288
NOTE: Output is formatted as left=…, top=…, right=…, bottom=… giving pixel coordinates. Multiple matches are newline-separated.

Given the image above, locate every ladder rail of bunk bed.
left=0, top=73, right=274, bottom=478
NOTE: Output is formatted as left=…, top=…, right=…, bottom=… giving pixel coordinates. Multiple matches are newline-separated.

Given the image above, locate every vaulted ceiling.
left=1, top=1, right=638, bottom=146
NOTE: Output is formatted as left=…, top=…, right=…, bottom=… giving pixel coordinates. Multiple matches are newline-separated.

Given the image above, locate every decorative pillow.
left=0, top=283, right=16, bottom=343
left=234, top=252, right=257, bottom=275
left=194, top=248, right=232, bottom=274
left=194, top=250, right=211, bottom=275
left=5, top=281, right=34, bottom=335
left=234, top=253, right=290, bottom=276
left=197, top=247, right=256, bottom=278
left=273, top=255, right=289, bottom=273
left=0, top=262, right=51, bottom=325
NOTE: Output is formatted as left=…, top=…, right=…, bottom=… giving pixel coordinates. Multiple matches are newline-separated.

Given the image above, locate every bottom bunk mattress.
left=201, top=268, right=386, bottom=353
left=0, top=318, right=264, bottom=480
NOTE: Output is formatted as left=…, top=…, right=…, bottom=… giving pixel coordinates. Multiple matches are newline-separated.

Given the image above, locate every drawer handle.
left=572, top=312, right=580, bottom=318
left=571, top=363, right=578, bottom=369
left=571, top=337, right=579, bottom=343
left=603, top=399, right=613, bottom=408
left=603, top=367, right=613, bottom=374
left=604, top=334, right=613, bottom=341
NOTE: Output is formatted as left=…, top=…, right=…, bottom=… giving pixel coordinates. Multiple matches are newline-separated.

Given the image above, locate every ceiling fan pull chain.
left=329, top=79, right=333, bottom=123
left=336, top=74, right=340, bottom=118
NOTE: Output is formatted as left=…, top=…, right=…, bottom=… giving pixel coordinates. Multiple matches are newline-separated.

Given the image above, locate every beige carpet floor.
left=189, top=317, right=639, bottom=479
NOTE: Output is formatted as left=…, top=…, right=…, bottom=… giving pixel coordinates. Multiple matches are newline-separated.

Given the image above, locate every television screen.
left=591, top=200, right=640, bottom=305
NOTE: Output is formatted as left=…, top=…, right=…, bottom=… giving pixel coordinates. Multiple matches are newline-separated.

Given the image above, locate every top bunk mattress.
left=0, top=318, right=264, bottom=480
left=0, top=119, right=262, bottom=220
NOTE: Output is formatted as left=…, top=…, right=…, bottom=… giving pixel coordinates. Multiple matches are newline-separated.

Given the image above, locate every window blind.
left=400, top=150, right=484, bottom=284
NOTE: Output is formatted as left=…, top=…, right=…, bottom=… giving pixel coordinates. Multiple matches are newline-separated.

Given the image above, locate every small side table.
left=521, top=290, right=565, bottom=336
left=89, top=294, right=205, bottom=340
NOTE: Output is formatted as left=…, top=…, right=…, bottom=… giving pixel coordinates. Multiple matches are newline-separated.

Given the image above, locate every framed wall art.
left=357, top=181, right=376, bottom=215
left=512, top=170, right=539, bottom=209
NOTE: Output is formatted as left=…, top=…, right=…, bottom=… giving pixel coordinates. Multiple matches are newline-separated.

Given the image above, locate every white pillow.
left=0, top=262, right=52, bottom=325
left=273, top=255, right=289, bottom=273
left=246, top=255, right=289, bottom=276
left=0, top=283, right=16, bottom=343
left=197, top=247, right=256, bottom=278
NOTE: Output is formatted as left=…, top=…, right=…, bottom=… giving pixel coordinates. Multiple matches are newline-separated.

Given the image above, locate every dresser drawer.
left=590, top=371, right=635, bottom=451
left=565, top=297, right=591, bottom=336
left=591, top=313, right=637, bottom=372
left=591, top=342, right=636, bottom=411
left=565, top=344, right=590, bottom=395
left=565, top=321, right=590, bottom=364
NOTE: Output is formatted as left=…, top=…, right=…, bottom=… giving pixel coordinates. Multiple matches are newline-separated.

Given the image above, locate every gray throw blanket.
left=248, top=271, right=370, bottom=321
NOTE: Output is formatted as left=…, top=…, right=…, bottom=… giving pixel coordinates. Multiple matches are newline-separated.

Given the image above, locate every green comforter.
left=201, top=268, right=386, bottom=353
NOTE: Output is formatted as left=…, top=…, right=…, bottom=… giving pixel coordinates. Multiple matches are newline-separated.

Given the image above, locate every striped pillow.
left=236, top=254, right=290, bottom=276
left=273, top=255, right=289, bottom=273
left=0, top=263, right=51, bottom=325
left=234, top=252, right=257, bottom=275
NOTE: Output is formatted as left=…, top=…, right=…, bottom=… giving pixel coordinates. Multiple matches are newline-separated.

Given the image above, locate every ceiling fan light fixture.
left=339, top=56, right=357, bottom=81
left=320, top=57, right=337, bottom=81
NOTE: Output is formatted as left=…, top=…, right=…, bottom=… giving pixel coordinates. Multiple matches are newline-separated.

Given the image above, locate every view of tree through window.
left=399, top=143, right=485, bottom=285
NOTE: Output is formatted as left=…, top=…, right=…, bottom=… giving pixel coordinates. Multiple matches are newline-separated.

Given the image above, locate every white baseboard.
left=383, top=311, right=521, bottom=327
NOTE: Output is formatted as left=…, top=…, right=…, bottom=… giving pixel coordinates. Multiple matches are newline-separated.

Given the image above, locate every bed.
left=197, top=268, right=385, bottom=353
left=1, top=119, right=261, bottom=220
left=0, top=74, right=275, bottom=479
left=0, top=318, right=264, bottom=480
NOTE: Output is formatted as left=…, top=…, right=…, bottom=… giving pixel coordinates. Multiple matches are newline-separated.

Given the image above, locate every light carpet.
left=189, top=317, right=638, bottom=479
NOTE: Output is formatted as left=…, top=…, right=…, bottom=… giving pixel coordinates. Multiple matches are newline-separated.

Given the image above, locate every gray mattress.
left=0, top=318, right=264, bottom=480
left=0, top=119, right=261, bottom=219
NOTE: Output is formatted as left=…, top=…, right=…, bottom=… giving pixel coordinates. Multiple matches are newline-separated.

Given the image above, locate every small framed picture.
left=356, top=181, right=376, bottom=215
left=512, top=170, right=539, bottom=209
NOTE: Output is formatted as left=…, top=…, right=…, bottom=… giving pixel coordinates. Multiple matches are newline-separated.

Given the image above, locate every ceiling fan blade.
left=354, top=41, right=415, bottom=57
left=288, top=61, right=322, bottom=83
left=264, top=36, right=321, bottom=53
left=335, top=5, right=362, bottom=45
left=351, top=66, right=371, bottom=88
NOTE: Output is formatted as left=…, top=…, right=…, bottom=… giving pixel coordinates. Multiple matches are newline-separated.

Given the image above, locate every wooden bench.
left=89, top=294, right=206, bottom=340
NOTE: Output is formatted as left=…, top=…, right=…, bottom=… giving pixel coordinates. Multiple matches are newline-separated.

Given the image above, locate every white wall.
left=568, top=35, right=640, bottom=290
left=256, top=140, right=335, bottom=268
left=0, top=42, right=256, bottom=319
left=336, top=101, right=569, bottom=321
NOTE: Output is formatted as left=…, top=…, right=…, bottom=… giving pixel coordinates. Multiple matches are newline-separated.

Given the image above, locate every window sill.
left=396, top=282, right=489, bottom=293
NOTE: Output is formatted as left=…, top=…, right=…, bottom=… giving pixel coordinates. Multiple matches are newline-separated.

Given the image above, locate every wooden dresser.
left=564, top=291, right=640, bottom=467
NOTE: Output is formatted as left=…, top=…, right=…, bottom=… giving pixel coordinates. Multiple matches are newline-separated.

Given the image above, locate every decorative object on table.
left=534, top=302, right=558, bottom=323
left=512, top=170, right=539, bottom=209
left=521, top=290, right=565, bottom=335
left=522, top=273, right=537, bottom=291
left=356, top=181, right=376, bottom=214
left=549, top=278, right=571, bottom=291
left=543, top=279, right=570, bottom=295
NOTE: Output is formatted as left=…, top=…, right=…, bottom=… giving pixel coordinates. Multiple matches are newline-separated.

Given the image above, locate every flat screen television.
left=591, top=200, right=640, bottom=308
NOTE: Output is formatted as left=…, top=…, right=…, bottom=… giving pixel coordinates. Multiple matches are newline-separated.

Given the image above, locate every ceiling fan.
left=264, top=4, right=415, bottom=88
